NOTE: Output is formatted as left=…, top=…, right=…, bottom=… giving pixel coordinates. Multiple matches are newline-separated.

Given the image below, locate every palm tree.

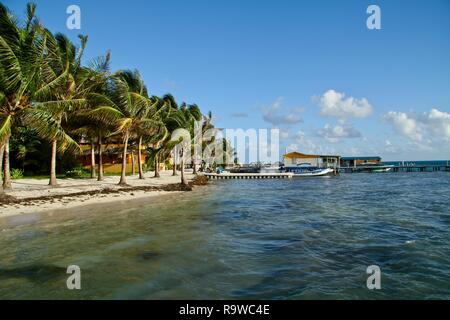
left=147, top=95, right=181, bottom=178
left=133, top=95, right=164, bottom=180
left=0, top=3, right=43, bottom=189
left=79, top=104, right=116, bottom=182
left=157, top=94, right=181, bottom=177
left=27, top=32, right=95, bottom=186
left=89, top=70, right=159, bottom=185
left=70, top=53, right=112, bottom=180
left=192, top=110, right=214, bottom=174
left=171, top=103, right=202, bottom=185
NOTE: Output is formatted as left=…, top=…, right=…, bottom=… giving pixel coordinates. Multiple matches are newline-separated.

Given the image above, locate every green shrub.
left=11, top=168, right=24, bottom=179
left=165, top=162, right=173, bottom=170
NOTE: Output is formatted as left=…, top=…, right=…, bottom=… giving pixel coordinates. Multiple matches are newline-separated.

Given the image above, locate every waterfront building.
left=340, top=156, right=381, bottom=168
left=283, top=152, right=341, bottom=169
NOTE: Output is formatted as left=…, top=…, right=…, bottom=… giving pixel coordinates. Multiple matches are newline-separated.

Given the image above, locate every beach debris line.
left=0, top=182, right=202, bottom=206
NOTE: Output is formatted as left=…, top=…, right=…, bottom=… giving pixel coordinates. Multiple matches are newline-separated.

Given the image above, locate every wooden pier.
left=340, top=165, right=450, bottom=173
left=390, top=165, right=450, bottom=173
left=203, top=172, right=294, bottom=180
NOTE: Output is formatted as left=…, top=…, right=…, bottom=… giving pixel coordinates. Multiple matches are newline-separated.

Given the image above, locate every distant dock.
left=390, top=165, right=450, bottom=173
left=339, top=164, right=450, bottom=173
left=204, top=173, right=294, bottom=180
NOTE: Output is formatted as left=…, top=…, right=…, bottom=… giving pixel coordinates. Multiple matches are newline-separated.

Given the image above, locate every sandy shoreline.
left=0, top=171, right=197, bottom=218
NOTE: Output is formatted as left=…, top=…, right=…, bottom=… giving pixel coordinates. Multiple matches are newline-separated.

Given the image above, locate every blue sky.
left=5, top=0, right=450, bottom=160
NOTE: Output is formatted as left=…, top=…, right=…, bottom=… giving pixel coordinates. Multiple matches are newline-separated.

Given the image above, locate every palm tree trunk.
left=138, top=136, right=145, bottom=179
left=3, top=138, right=12, bottom=189
left=0, top=144, right=4, bottom=193
left=172, top=148, right=178, bottom=176
left=118, top=131, right=129, bottom=185
left=172, top=164, right=177, bottom=176
left=97, top=135, right=104, bottom=181
left=180, top=147, right=188, bottom=185
left=154, top=153, right=160, bottom=178
left=90, top=142, right=96, bottom=179
left=132, top=150, right=136, bottom=176
left=49, top=140, right=57, bottom=186
left=193, top=158, right=197, bottom=174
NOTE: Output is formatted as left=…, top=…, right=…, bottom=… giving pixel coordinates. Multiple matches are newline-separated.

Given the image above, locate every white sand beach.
left=0, top=171, right=196, bottom=218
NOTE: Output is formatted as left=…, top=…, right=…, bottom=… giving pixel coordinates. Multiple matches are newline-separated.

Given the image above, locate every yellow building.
left=283, top=151, right=341, bottom=168
left=78, top=144, right=149, bottom=174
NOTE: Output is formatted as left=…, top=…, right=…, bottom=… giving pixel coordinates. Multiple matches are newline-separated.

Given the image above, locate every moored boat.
left=370, top=166, right=393, bottom=173
left=291, top=168, right=334, bottom=177
left=282, top=164, right=336, bottom=177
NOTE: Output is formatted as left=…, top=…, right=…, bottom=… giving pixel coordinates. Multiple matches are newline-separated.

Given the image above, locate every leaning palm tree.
left=146, top=95, right=180, bottom=178
left=0, top=3, right=43, bottom=189
left=132, top=95, right=165, bottom=180
left=28, top=32, right=94, bottom=186
left=156, top=94, right=182, bottom=177
left=192, top=110, right=214, bottom=174
left=170, top=103, right=202, bottom=185
left=70, top=52, right=112, bottom=180
left=89, top=70, right=159, bottom=185
left=146, top=98, right=168, bottom=178
left=78, top=103, right=117, bottom=182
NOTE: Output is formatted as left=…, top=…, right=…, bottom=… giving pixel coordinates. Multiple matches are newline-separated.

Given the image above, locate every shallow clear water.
left=0, top=172, right=449, bottom=299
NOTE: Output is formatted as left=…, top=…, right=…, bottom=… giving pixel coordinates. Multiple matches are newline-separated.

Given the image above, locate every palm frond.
left=116, top=117, right=132, bottom=132
left=34, top=67, right=69, bottom=101
left=0, top=35, right=22, bottom=91
left=26, top=2, right=37, bottom=31
left=0, top=114, right=12, bottom=144
left=87, top=51, right=111, bottom=73
left=87, top=106, right=123, bottom=124
left=88, top=92, right=117, bottom=108
left=38, top=98, right=86, bottom=114
left=22, top=108, right=80, bottom=153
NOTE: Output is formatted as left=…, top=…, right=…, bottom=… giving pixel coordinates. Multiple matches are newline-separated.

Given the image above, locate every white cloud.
left=317, top=89, right=373, bottom=119
left=263, top=97, right=304, bottom=126
left=423, top=108, right=450, bottom=140
left=383, top=108, right=450, bottom=143
left=383, top=111, right=423, bottom=142
left=316, top=123, right=362, bottom=143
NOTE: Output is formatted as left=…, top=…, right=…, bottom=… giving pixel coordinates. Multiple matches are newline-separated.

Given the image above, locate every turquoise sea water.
left=0, top=172, right=449, bottom=299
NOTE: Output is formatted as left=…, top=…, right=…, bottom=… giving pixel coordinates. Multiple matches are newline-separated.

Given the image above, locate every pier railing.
left=339, top=163, right=450, bottom=173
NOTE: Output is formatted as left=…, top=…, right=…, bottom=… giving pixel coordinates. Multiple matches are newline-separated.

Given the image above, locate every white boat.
left=259, top=165, right=281, bottom=173
left=352, top=165, right=394, bottom=173
left=292, top=168, right=335, bottom=177
left=370, top=166, right=392, bottom=173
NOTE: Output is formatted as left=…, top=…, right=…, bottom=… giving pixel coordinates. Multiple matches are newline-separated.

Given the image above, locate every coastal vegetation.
left=0, top=2, right=216, bottom=192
